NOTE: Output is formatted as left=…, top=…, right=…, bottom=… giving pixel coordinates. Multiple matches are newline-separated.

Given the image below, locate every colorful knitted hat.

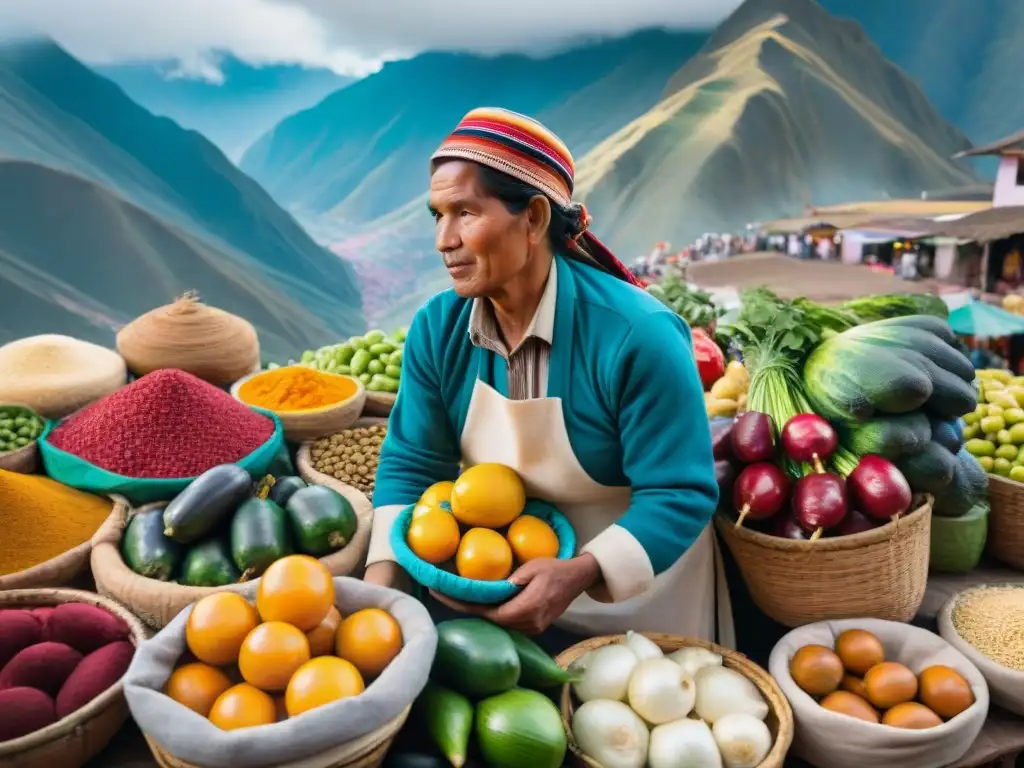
left=432, top=107, right=642, bottom=287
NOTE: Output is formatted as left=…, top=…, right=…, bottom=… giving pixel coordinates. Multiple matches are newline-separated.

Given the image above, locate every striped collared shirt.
left=468, top=261, right=557, bottom=400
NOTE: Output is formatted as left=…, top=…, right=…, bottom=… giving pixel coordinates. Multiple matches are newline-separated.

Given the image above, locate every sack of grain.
left=0, top=335, right=127, bottom=419
left=116, top=293, right=260, bottom=388
left=769, top=618, right=988, bottom=768
left=124, top=578, right=434, bottom=768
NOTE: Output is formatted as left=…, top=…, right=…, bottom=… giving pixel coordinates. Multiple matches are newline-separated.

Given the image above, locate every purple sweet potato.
left=32, top=608, right=54, bottom=633
left=0, top=687, right=57, bottom=741
left=46, top=604, right=130, bottom=655
left=0, top=642, right=82, bottom=695
left=55, top=641, right=134, bottom=718
left=0, top=611, right=42, bottom=669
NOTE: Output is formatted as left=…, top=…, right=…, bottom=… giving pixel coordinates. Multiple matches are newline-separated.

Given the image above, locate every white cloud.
left=0, top=0, right=741, bottom=78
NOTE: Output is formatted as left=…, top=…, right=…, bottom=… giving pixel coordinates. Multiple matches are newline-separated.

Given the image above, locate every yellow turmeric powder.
left=238, top=365, right=357, bottom=412
left=0, top=470, right=112, bottom=575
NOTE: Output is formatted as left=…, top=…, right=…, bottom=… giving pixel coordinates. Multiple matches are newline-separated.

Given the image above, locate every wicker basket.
left=143, top=707, right=410, bottom=768
left=0, top=495, right=129, bottom=592
left=987, top=475, right=1024, bottom=570
left=0, top=441, right=40, bottom=473
left=90, top=479, right=373, bottom=629
left=362, top=392, right=396, bottom=417
left=556, top=633, right=793, bottom=768
left=716, top=498, right=932, bottom=627
left=0, top=588, right=149, bottom=768
left=231, top=369, right=366, bottom=443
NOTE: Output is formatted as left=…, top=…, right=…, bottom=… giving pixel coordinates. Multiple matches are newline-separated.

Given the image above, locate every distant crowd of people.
left=630, top=233, right=760, bottom=279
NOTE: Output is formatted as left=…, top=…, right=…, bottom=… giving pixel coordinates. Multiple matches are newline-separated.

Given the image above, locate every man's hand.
left=429, top=553, right=601, bottom=635
left=363, top=561, right=410, bottom=592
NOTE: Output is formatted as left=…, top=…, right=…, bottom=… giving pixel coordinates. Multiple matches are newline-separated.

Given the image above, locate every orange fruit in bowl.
left=506, top=515, right=559, bottom=563
left=285, top=656, right=365, bottom=717
left=417, top=481, right=455, bottom=508
left=208, top=683, right=277, bottom=730
left=336, top=608, right=403, bottom=679
left=256, top=554, right=334, bottom=631
left=407, top=509, right=461, bottom=564
left=457, top=528, right=514, bottom=581
left=186, top=592, right=260, bottom=666
left=164, top=662, right=234, bottom=717
left=306, top=606, right=343, bottom=657
left=238, top=621, right=311, bottom=692
left=450, top=464, right=525, bottom=528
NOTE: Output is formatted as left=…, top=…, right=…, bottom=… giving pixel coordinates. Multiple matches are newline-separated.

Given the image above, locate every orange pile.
left=406, top=466, right=560, bottom=581
left=164, top=555, right=403, bottom=730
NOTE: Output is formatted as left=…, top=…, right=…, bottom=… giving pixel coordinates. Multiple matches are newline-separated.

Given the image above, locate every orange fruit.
left=164, top=662, right=234, bottom=717
left=256, top=554, right=334, bottom=631
left=238, top=621, right=311, bottom=692
left=208, top=683, right=277, bottom=731
left=407, top=509, right=461, bottom=564
left=185, top=592, right=260, bottom=666
left=450, top=464, right=525, bottom=528
left=306, top=606, right=343, bottom=657
left=419, top=481, right=455, bottom=507
left=285, top=656, right=365, bottom=717
left=336, top=608, right=403, bottom=679
left=506, top=515, right=559, bottom=563
left=456, top=527, right=513, bottom=581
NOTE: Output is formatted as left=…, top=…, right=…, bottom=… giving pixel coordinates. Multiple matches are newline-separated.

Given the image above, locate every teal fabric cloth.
left=391, top=499, right=576, bottom=604
left=39, top=411, right=284, bottom=505
left=374, top=254, right=718, bottom=575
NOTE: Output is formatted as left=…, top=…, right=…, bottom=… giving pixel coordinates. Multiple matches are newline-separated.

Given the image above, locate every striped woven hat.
left=432, top=107, right=642, bottom=287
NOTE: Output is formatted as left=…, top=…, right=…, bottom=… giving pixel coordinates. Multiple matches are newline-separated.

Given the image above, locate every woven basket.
left=556, top=633, right=793, bottom=768
left=143, top=707, right=410, bottom=768
left=90, top=480, right=373, bottom=629
left=362, top=392, right=396, bottom=417
left=0, top=495, right=129, bottom=592
left=0, top=588, right=149, bottom=768
left=0, top=441, right=40, bottom=473
left=231, top=369, right=366, bottom=443
left=716, top=498, right=932, bottom=627
left=987, top=475, right=1024, bottom=569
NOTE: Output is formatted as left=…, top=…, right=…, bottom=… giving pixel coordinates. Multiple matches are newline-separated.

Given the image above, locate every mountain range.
left=0, top=40, right=364, bottom=358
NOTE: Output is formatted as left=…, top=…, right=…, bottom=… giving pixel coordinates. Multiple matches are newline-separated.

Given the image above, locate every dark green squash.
left=121, top=504, right=182, bottom=581
left=180, top=538, right=240, bottom=587
left=230, top=498, right=292, bottom=579
left=267, top=475, right=307, bottom=507
left=162, top=464, right=253, bottom=543
left=285, top=485, right=358, bottom=556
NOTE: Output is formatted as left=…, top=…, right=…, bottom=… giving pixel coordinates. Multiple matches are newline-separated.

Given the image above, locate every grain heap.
left=310, top=424, right=386, bottom=499
left=952, top=585, right=1024, bottom=670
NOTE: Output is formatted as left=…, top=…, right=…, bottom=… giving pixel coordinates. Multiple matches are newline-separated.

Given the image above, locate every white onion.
left=712, top=713, right=772, bottom=768
left=668, top=646, right=723, bottom=678
left=627, top=658, right=696, bottom=725
left=626, top=630, right=664, bottom=660
left=694, top=666, right=769, bottom=724
left=572, top=699, right=649, bottom=768
left=570, top=644, right=639, bottom=702
left=648, top=718, right=723, bottom=768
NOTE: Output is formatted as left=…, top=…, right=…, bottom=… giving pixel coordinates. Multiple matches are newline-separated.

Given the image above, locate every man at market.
left=363, top=107, right=732, bottom=653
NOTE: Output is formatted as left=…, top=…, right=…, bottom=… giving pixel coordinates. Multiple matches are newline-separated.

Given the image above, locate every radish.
left=772, top=514, right=811, bottom=540
left=792, top=473, right=848, bottom=540
left=781, top=414, right=838, bottom=473
left=715, top=460, right=738, bottom=502
left=730, top=412, right=776, bottom=464
left=848, top=455, right=912, bottom=522
left=732, top=463, right=789, bottom=528
left=836, top=509, right=877, bottom=536
left=712, top=421, right=735, bottom=462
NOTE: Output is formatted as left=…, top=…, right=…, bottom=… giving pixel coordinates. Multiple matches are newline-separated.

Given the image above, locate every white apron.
left=460, top=377, right=736, bottom=645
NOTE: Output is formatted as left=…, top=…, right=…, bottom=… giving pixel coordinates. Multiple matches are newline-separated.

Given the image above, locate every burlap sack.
left=768, top=618, right=989, bottom=768
left=90, top=480, right=372, bottom=628
left=0, top=495, right=129, bottom=591
left=938, top=586, right=1024, bottom=716
left=124, top=578, right=435, bottom=768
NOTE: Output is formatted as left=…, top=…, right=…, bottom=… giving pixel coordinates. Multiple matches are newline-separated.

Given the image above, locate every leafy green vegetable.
left=646, top=276, right=724, bottom=330
left=840, top=293, right=950, bottom=322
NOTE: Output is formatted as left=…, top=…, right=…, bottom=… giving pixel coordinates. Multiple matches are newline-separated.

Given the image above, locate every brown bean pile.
left=311, top=424, right=386, bottom=500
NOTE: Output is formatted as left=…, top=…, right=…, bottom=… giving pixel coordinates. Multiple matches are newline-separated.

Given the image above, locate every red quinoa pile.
left=47, top=369, right=275, bottom=478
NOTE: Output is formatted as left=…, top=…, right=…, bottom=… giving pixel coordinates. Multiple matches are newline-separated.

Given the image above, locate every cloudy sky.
left=0, top=0, right=743, bottom=79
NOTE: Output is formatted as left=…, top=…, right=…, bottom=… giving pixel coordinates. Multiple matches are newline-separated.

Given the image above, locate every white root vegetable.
left=694, top=666, right=769, bottom=724
left=712, top=713, right=773, bottom=768
left=627, top=658, right=696, bottom=725
left=570, top=643, right=639, bottom=703
left=572, top=699, right=649, bottom=768
left=648, top=718, right=723, bottom=768
left=626, top=630, right=664, bottom=660
left=668, top=646, right=724, bottom=678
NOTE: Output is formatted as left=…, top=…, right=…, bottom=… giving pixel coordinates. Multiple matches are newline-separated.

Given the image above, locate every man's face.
left=429, top=161, right=532, bottom=298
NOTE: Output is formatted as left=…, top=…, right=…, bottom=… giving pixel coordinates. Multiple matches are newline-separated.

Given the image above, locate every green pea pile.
left=299, top=327, right=407, bottom=394
left=0, top=406, right=45, bottom=453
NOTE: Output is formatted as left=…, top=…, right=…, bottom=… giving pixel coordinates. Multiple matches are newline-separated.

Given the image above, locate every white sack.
left=769, top=618, right=989, bottom=768
left=124, top=577, right=436, bottom=768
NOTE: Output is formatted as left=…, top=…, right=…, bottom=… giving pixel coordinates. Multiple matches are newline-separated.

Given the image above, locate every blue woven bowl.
left=391, top=498, right=576, bottom=604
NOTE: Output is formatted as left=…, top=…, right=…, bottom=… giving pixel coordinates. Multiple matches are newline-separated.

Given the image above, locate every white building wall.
left=993, top=155, right=1024, bottom=207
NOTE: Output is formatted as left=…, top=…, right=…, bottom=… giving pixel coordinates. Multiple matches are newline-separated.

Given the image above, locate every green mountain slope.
left=0, top=39, right=363, bottom=351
